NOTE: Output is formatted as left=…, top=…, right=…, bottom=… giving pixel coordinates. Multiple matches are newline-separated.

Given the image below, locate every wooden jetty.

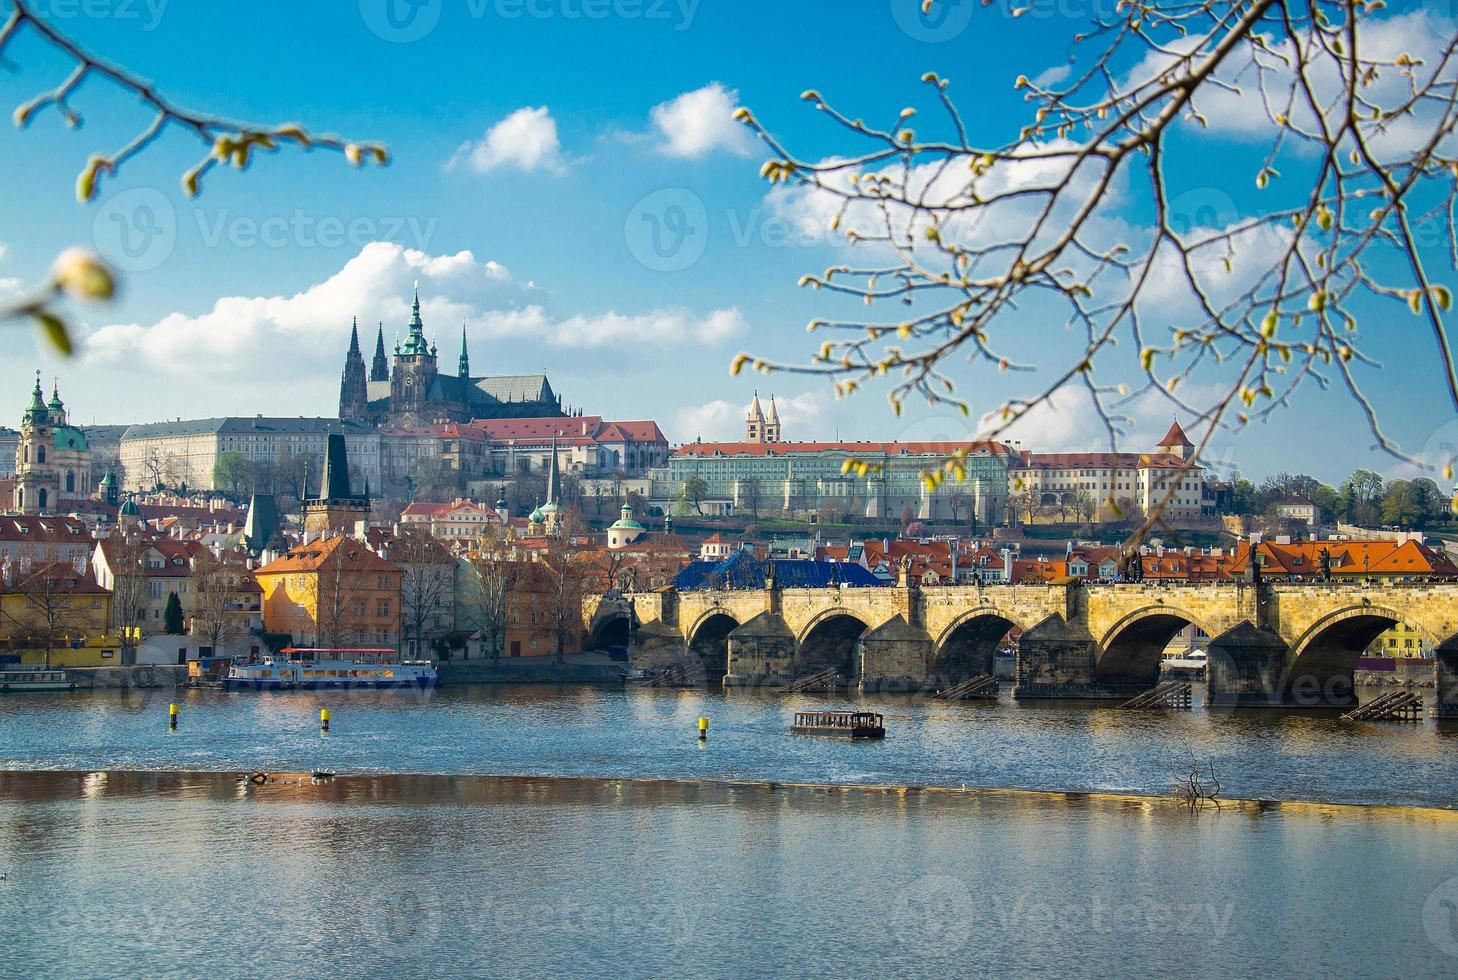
left=1118, top=681, right=1193, bottom=710
left=932, top=675, right=999, bottom=701
left=778, top=667, right=842, bottom=694
left=1342, top=690, right=1424, bottom=722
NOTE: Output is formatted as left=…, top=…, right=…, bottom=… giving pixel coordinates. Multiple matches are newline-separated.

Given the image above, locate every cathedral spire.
left=370, top=322, right=388, bottom=381
left=348, top=317, right=361, bottom=355
left=546, top=429, right=560, bottom=508
left=458, top=322, right=470, bottom=378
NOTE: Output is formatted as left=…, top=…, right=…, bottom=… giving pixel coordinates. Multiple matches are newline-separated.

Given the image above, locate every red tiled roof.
left=674, top=440, right=1010, bottom=458
left=1157, top=419, right=1194, bottom=449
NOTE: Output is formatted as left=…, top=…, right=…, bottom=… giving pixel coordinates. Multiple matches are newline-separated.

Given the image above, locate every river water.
left=5, top=685, right=1458, bottom=976
left=1, top=770, right=1457, bottom=977
left=1, top=684, right=1456, bottom=806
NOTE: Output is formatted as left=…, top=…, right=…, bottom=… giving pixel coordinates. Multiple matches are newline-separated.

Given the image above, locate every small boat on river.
left=225, top=648, right=438, bottom=691
left=0, top=668, right=76, bottom=693
left=790, top=710, right=885, bottom=739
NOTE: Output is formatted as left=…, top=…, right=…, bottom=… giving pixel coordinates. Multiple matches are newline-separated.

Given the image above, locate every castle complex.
left=338, top=284, right=565, bottom=428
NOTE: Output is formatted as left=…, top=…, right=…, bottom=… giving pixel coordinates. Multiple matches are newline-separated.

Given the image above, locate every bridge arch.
left=796, top=608, right=873, bottom=680
left=1284, top=605, right=1435, bottom=703
left=1095, top=605, right=1215, bottom=687
left=687, top=610, right=740, bottom=678
left=586, top=604, right=636, bottom=651
left=933, top=608, right=1027, bottom=681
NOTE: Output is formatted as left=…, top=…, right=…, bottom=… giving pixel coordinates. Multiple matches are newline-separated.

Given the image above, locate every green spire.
left=400, top=280, right=431, bottom=356
left=458, top=322, right=470, bottom=378
left=24, top=370, right=47, bottom=424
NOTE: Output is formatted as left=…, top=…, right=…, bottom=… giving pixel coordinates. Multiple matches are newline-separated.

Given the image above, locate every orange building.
left=255, top=536, right=403, bottom=650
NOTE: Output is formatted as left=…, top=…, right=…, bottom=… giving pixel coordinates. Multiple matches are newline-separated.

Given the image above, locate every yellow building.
left=0, top=562, right=120, bottom=666
left=1366, top=622, right=1429, bottom=659
left=255, top=535, right=402, bottom=649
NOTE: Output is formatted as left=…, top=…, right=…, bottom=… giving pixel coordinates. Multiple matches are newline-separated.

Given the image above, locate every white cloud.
left=451, top=106, right=565, bottom=174
left=480, top=304, right=746, bottom=348
left=81, top=242, right=742, bottom=394
left=0, top=242, right=9, bottom=263
left=975, top=382, right=1228, bottom=458
left=672, top=390, right=830, bottom=443
left=649, top=83, right=755, bottom=159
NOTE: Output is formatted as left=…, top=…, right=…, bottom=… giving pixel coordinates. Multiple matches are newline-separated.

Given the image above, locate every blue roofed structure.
left=673, top=550, right=883, bottom=591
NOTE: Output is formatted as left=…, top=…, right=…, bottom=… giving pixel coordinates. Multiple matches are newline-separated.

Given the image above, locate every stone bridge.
left=583, top=580, right=1458, bottom=710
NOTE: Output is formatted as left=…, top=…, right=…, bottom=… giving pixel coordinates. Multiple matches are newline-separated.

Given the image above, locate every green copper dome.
left=118, top=494, right=140, bottom=517
left=24, top=377, right=47, bottom=424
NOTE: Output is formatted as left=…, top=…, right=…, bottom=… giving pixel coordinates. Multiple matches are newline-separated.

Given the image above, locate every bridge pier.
left=1434, top=634, right=1458, bottom=718
left=723, top=613, right=796, bottom=688
left=629, top=620, right=689, bottom=671
left=1205, top=622, right=1289, bottom=707
left=856, top=615, right=933, bottom=694
left=1013, top=615, right=1142, bottom=700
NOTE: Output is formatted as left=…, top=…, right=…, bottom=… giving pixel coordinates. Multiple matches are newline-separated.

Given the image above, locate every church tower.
left=370, top=322, right=389, bottom=382
left=745, top=391, right=765, bottom=443
left=764, top=394, right=782, bottom=443
left=301, top=433, right=371, bottom=537
left=339, top=318, right=369, bottom=422
left=458, top=323, right=470, bottom=378
left=389, top=283, right=440, bottom=427
left=14, top=372, right=58, bottom=515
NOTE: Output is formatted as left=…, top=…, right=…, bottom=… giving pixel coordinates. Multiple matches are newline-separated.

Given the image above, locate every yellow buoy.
left=698, top=716, right=709, bottom=740
left=168, top=703, right=178, bottom=730
left=320, top=708, right=331, bottom=733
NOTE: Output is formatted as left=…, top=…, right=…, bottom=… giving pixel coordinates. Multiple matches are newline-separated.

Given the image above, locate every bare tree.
left=102, top=535, right=149, bottom=664
left=730, top=1, right=1458, bottom=540
left=535, top=540, right=590, bottom=665
left=468, top=531, right=519, bottom=662
left=187, top=549, right=249, bottom=658
left=2, top=557, right=98, bottom=669
left=310, top=547, right=376, bottom=650
left=388, top=528, right=455, bottom=660
left=0, top=0, right=385, bottom=347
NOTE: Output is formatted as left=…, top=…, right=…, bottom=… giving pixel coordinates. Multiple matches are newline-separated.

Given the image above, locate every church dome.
left=529, top=505, right=546, bottom=524
left=118, top=495, right=140, bottom=517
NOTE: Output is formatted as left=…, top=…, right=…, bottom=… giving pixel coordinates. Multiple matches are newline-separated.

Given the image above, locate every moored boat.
left=0, top=668, right=76, bottom=692
left=224, top=648, right=438, bottom=691
left=790, top=710, right=885, bottom=739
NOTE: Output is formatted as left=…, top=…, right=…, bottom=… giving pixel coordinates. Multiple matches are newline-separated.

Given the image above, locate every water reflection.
left=1, top=770, right=1456, bottom=976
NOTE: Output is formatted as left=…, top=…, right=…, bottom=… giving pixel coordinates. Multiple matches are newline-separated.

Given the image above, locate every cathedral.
left=339, top=285, right=565, bottom=429
left=12, top=373, right=92, bottom=515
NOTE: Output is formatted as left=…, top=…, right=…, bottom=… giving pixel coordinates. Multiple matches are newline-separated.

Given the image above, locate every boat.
left=790, top=710, right=886, bottom=739
left=224, top=648, right=439, bottom=691
left=0, top=668, right=77, bottom=692
left=1162, top=650, right=1208, bottom=678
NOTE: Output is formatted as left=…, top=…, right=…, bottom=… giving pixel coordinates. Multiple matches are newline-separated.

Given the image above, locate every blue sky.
left=0, top=0, right=1454, bottom=485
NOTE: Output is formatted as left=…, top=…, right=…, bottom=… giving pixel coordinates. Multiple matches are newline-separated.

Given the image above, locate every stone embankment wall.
left=64, top=665, right=188, bottom=689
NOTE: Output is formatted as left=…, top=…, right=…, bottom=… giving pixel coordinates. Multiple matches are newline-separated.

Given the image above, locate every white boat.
left=224, top=648, right=439, bottom=691
left=0, top=668, right=76, bottom=692
left=1163, top=650, right=1208, bottom=675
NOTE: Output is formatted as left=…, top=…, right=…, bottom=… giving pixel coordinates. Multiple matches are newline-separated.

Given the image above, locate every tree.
left=1070, top=489, right=1097, bottom=525
left=0, top=1, right=385, bottom=352
left=310, top=547, right=377, bottom=649
left=162, top=591, right=184, bottom=634
left=739, top=476, right=762, bottom=517
left=1229, top=479, right=1257, bottom=516
left=1340, top=468, right=1386, bottom=526
left=409, top=457, right=458, bottom=502
left=679, top=476, right=708, bottom=516
left=141, top=447, right=164, bottom=491
left=731, top=1, right=1458, bottom=539
left=213, top=451, right=253, bottom=495
left=388, top=528, right=455, bottom=660
left=1380, top=479, right=1425, bottom=528
left=466, top=530, right=518, bottom=661
left=535, top=541, right=590, bottom=665
left=103, top=535, right=150, bottom=664
left=1, top=558, right=98, bottom=669
left=188, top=549, right=248, bottom=657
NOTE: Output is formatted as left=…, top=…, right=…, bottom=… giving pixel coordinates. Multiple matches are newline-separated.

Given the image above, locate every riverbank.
left=436, top=659, right=626, bottom=685
left=4, top=767, right=1455, bottom=819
